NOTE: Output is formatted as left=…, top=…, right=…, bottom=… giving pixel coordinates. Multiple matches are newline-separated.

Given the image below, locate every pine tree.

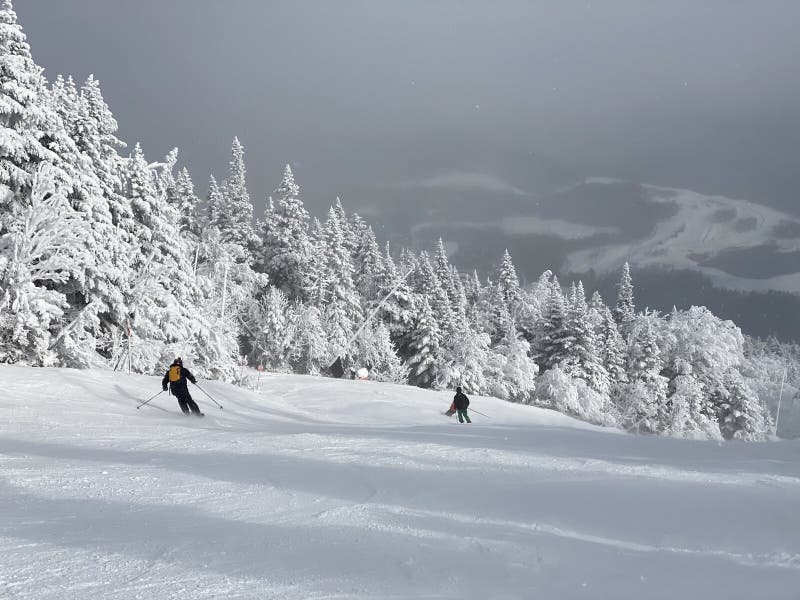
left=617, top=316, right=668, bottom=433
left=487, top=282, right=513, bottom=344
left=405, top=297, right=442, bottom=388
left=599, top=306, right=627, bottom=384
left=614, top=261, right=635, bottom=326
left=488, top=324, right=538, bottom=402
left=252, top=286, right=292, bottom=370
left=376, top=242, right=416, bottom=356
left=218, top=137, right=255, bottom=254
left=319, top=206, right=362, bottom=360
left=717, top=372, right=771, bottom=441
left=77, top=75, right=131, bottom=233
left=287, top=303, right=329, bottom=375
left=536, top=276, right=570, bottom=371
left=433, top=238, right=456, bottom=303
left=206, top=174, right=224, bottom=230
left=498, top=249, right=522, bottom=309
left=437, top=318, right=490, bottom=394
left=119, top=143, right=206, bottom=373
left=351, top=215, right=383, bottom=300
left=563, top=281, right=609, bottom=394
left=172, top=167, right=201, bottom=237
left=665, top=359, right=720, bottom=439
left=46, top=74, right=128, bottom=342
left=0, top=166, right=89, bottom=364
left=259, top=164, right=311, bottom=299
left=0, top=0, right=57, bottom=195
left=413, top=252, right=454, bottom=335
left=351, top=322, right=408, bottom=384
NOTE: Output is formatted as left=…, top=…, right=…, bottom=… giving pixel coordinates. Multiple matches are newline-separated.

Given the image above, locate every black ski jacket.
left=162, top=364, right=196, bottom=392
left=453, top=391, right=470, bottom=410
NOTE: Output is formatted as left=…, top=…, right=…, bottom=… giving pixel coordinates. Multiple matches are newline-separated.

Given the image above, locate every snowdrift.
left=1, top=365, right=799, bottom=599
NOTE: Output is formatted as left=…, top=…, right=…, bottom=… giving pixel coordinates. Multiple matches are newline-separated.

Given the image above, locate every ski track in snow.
left=2, top=365, right=800, bottom=599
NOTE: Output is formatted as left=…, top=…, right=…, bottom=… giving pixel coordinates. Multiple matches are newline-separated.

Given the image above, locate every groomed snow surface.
left=2, top=366, right=799, bottom=599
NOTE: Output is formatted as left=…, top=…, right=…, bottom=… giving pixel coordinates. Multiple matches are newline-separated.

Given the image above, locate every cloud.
left=411, top=217, right=617, bottom=241
left=496, top=217, right=618, bottom=239
left=402, top=171, right=528, bottom=196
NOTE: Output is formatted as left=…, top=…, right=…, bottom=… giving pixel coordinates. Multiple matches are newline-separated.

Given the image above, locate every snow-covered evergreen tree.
left=599, top=305, right=627, bottom=385
left=257, top=164, right=311, bottom=299
left=534, top=366, right=615, bottom=426
left=614, top=261, right=635, bottom=327
left=413, top=252, right=454, bottom=336
left=171, top=167, right=201, bottom=237
left=318, top=207, right=363, bottom=362
left=351, top=214, right=383, bottom=301
left=436, top=318, right=490, bottom=394
left=405, top=297, right=442, bottom=389
left=488, top=325, right=538, bottom=402
left=286, top=303, right=329, bottom=375
left=717, top=371, right=771, bottom=441
left=250, top=285, right=293, bottom=370
left=562, top=281, right=609, bottom=394
left=0, top=0, right=56, bottom=195
left=498, top=249, right=522, bottom=309
left=206, top=174, right=224, bottom=231
left=536, top=276, right=570, bottom=371
left=376, top=242, right=416, bottom=356
left=433, top=238, right=456, bottom=304
left=0, top=166, right=90, bottom=364
left=617, top=315, right=668, bottom=433
left=216, top=137, right=256, bottom=255
left=351, top=322, right=408, bottom=384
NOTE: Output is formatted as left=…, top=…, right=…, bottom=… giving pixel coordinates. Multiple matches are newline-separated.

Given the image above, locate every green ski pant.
left=457, top=409, right=471, bottom=423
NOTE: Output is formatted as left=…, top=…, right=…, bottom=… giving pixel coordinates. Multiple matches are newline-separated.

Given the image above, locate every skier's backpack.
left=168, top=365, right=181, bottom=383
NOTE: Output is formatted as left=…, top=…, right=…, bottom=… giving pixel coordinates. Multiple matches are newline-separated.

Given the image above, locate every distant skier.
left=453, top=386, right=471, bottom=423
left=162, top=358, right=203, bottom=416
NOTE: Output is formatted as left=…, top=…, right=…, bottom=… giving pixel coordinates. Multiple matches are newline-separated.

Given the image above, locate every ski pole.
left=137, top=390, right=164, bottom=409
left=468, top=408, right=490, bottom=419
left=193, top=383, right=223, bottom=409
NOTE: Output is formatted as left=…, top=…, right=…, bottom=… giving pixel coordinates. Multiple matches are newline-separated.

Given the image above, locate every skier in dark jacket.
left=162, top=357, right=203, bottom=416
left=453, top=386, right=471, bottom=423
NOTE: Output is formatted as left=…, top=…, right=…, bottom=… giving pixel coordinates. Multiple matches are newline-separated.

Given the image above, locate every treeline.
left=0, top=2, right=787, bottom=440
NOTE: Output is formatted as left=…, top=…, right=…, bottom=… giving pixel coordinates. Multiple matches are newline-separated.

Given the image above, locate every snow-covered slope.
left=563, top=180, right=800, bottom=294
left=2, top=365, right=799, bottom=599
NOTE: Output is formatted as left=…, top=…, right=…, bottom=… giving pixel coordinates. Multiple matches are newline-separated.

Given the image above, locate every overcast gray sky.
left=17, top=0, right=800, bottom=220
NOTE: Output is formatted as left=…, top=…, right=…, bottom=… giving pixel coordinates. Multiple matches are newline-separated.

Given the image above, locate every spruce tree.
left=414, top=252, right=454, bottom=335
left=260, top=164, right=311, bottom=299
left=563, top=281, right=609, bottom=394
left=599, top=305, right=627, bottom=384
left=172, top=167, right=201, bottom=237
left=0, top=0, right=56, bottom=195
left=218, top=137, right=256, bottom=254
left=617, top=316, right=668, bottom=433
left=536, top=276, right=570, bottom=371
left=614, top=261, right=635, bottom=326
left=498, top=248, right=522, bottom=309
left=405, top=297, right=442, bottom=388
left=433, top=238, right=456, bottom=303
left=376, top=242, right=416, bottom=356
left=206, top=174, right=224, bottom=231
left=319, top=206, right=362, bottom=360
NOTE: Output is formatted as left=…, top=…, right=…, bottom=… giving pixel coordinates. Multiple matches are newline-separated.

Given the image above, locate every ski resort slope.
left=1, top=366, right=799, bottom=599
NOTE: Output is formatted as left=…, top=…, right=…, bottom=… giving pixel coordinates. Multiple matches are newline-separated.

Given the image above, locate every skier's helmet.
left=456, top=386, right=462, bottom=393
left=175, top=357, right=183, bottom=366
